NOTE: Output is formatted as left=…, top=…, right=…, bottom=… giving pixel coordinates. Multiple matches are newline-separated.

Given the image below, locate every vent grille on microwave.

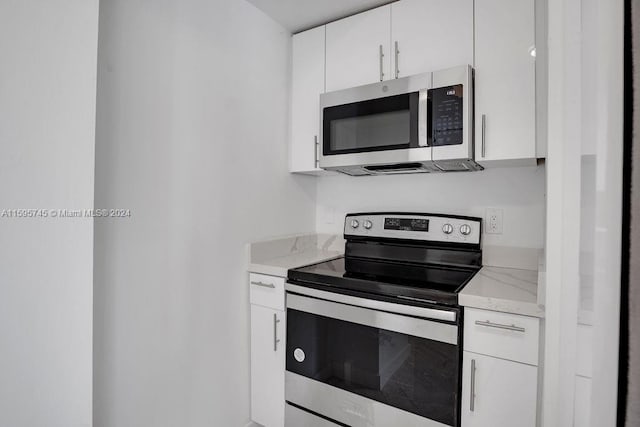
left=433, top=160, right=484, bottom=172
left=364, top=163, right=427, bottom=173
left=332, top=160, right=483, bottom=176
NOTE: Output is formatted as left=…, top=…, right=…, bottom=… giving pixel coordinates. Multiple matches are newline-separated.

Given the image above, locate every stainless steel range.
left=284, top=212, right=482, bottom=427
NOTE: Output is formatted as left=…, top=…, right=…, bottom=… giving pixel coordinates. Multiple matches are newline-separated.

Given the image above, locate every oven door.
left=319, top=72, right=432, bottom=170
left=285, top=291, right=461, bottom=427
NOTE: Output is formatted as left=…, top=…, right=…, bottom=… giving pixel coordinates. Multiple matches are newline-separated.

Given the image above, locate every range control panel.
left=344, top=213, right=481, bottom=245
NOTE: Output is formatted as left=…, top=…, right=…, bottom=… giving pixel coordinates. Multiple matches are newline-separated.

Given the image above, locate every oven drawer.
left=285, top=403, right=341, bottom=427
left=286, top=372, right=449, bottom=427
left=249, top=273, right=285, bottom=310
left=463, top=308, right=540, bottom=366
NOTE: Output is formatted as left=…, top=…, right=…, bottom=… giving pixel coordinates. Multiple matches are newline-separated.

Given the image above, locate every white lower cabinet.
left=461, top=307, right=540, bottom=427
left=461, top=351, right=538, bottom=427
left=250, top=304, right=285, bottom=427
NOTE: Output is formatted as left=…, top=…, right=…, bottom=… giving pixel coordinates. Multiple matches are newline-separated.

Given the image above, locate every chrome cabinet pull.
left=470, top=359, right=477, bottom=412
left=273, top=313, right=281, bottom=351
left=314, top=135, right=319, bottom=168
left=394, top=41, right=400, bottom=79
left=379, top=45, right=385, bottom=81
left=481, top=114, right=486, bottom=157
left=475, top=320, right=526, bottom=333
left=251, top=281, right=275, bottom=289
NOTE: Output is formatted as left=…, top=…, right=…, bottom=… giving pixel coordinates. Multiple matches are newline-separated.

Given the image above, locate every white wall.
left=316, top=166, right=546, bottom=249
left=0, top=1, right=98, bottom=426
left=93, top=0, right=316, bottom=426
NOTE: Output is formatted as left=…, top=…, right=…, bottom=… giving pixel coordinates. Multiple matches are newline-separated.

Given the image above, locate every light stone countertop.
left=248, top=233, right=344, bottom=277
left=459, top=266, right=544, bottom=318
left=247, top=235, right=545, bottom=317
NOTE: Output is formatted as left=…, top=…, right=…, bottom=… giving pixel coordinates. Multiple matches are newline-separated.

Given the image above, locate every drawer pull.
left=251, top=281, right=275, bottom=289
left=470, top=359, right=477, bottom=412
left=475, top=320, right=525, bottom=333
left=273, top=313, right=281, bottom=352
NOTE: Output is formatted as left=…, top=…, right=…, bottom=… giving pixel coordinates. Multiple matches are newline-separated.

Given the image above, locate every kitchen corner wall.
left=316, top=165, right=546, bottom=249
left=0, top=1, right=98, bottom=426
left=93, top=1, right=316, bottom=426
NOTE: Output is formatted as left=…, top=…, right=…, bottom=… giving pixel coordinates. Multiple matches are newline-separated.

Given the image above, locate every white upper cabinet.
left=474, top=0, right=537, bottom=164
left=391, top=0, right=473, bottom=78
left=290, top=26, right=325, bottom=174
left=289, top=0, right=542, bottom=174
left=325, top=5, right=391, bottom=92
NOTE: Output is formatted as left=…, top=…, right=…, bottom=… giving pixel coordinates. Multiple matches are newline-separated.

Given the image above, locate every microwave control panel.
left=429, top=84, right=464, bottom=147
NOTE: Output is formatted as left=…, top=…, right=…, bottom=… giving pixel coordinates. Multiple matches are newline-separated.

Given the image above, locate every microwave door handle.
left=418, top=89, right=429, bottom=147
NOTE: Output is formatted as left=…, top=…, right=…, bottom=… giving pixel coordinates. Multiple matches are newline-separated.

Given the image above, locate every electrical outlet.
left=485, top=208, right=503, bottom=234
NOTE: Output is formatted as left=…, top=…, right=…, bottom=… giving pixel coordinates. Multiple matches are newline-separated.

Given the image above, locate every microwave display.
left=384, top=217, right=429, bottom=232
left=429, top=84, right=464, bottom=146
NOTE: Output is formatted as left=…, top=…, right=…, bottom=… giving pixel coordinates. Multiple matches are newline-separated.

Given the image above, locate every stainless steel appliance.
left=285, top=213, right=483, bottom=426
left=319, top=66, right=482, bottom=175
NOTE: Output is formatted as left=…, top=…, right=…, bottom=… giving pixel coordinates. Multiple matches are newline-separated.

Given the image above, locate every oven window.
left=323, top=92, right=420, bottom=155
left=286, top=308, right=459, bottom=426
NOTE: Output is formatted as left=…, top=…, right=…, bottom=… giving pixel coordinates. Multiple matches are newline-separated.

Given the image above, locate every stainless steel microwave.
left=319, top=65, right=482, bottom=175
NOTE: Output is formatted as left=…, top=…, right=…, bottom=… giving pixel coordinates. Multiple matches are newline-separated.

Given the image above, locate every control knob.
left=363, top=220, right=373, bottom=230
left=442, top=223, right=454, bottom=235
left=460, top=224, right=472, bottom=236
left=350, top=219, right=359, bottom=229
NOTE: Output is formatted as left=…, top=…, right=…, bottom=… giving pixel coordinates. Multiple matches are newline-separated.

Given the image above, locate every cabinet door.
left=325, top=5, right=391, bottom=92
left=251, top=305, right=285, bottom=427
left=461, top=351, right=537, bottom=427
left=475, top=0, right=536, bottom=163
left=391, top=0, right=473, bottom=78
left=290, top=26, right=325, bottom=173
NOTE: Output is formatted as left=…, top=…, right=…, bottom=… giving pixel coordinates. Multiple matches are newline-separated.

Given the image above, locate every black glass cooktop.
left=287, top=256, right=479, bottom=306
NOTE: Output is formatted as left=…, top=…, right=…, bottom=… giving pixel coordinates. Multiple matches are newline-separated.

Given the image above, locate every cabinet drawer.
left=464, top=308, right=539, bottom=365
left=249, top=273, right=285, bottom=310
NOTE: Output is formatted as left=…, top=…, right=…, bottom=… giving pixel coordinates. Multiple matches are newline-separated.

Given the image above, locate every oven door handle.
left=286, top=286, right=459, bottom=345
left=285, top=282, right=457, bottom=323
